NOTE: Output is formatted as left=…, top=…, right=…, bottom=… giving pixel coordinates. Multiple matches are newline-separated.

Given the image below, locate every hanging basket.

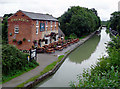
left=17, top=40, right=22, bottom=45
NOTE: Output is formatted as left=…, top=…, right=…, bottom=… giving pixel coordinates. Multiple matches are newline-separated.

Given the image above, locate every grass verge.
left=17, top=55, right=64, bottom=87
left=2, top=64, right=38, bottom=84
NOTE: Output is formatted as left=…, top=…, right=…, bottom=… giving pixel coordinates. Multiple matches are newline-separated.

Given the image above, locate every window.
left=14, top=26, right=19, bottom=33
left=36, top=20, right=39, bottom=25
left=51, top=27, right=52, bottom=31
left=46, top=21, right=48, bottom=25
left=46, top=27, right=48, bottom=31
left=45, top=39, right=48, bottom=44
left=55, top=26, right=56, bottom=30
left=36, top=27, right=38, bottom=34
left=55, top=21, right=56, bottom=27
left=51, top=21, right=52, bottom=25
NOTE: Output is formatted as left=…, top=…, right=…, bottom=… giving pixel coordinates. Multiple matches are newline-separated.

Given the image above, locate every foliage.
left=70, top=66, right=119, bottom=87
left=101, top=21, right=109, bottom=26
left=13, top=39, right=16, bottom=42
left=17, top=40, right=22, bottom=45
left=70, top=35, right=120, bottom=87
left=109, top=11, right=120, bottom=35
left=2, top=44, right=39, bottom=82
left=59, top=6, right=101, bottom=37
left=69, top=33, right=77, bottom=39
left=2, top=14, right=13, bottom=44
left=23, top=38, right=26, bottom=41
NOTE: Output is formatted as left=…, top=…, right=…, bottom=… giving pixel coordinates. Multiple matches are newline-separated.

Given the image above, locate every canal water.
left=35, top=27, right=111, bottom=87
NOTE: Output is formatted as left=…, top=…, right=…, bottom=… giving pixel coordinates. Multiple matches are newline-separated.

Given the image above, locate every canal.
left=35, top=27, right=111, bottom=87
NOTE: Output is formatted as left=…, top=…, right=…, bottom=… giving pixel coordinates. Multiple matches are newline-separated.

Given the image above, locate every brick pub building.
left=8, top=10, right=64, bottom=50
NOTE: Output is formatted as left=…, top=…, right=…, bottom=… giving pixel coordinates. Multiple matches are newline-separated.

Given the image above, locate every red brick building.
left=8, top=10, right=64, bottom=50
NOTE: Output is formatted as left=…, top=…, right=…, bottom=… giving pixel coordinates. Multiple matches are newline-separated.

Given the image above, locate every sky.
left=0, top=0, right=119, bottom=21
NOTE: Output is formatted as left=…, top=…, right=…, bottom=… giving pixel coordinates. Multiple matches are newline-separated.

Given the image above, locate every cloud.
left=0, top=0, right=119, bottom=21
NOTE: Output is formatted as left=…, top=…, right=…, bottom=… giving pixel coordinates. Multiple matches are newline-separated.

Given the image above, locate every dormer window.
left=22, top=15, right=24, bottom=16
left=15, top=15, right=17, bottom=16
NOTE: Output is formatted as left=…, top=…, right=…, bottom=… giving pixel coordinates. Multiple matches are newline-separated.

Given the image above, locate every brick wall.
left=8, top=11, right=32, bottom=50
left=8, top=10, right=59, bottom=50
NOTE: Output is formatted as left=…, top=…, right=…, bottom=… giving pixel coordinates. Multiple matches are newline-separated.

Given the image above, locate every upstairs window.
left=51, top=21, right=52, bottom=25
left=55, top=21, right=56, bottom=27
left=36, top=27, right=38, bottom=34
left=36, top=20, right=39, bottom=25
left=14, top=26, right=19, bottom=33
left=46, top=21, right=48, bottom=25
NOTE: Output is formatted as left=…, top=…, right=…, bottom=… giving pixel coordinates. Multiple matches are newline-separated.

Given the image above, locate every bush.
left=2, top=44, right=39, bottom=79
left=69, top=33, right=77, bottom=39
left=13, top=39, right=16, bottom=42
left=23, top=38, right=26, bottom=41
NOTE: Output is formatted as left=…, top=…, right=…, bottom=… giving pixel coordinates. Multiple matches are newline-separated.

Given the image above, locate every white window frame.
left=51, top=21, right=52, bottom=25
left=36, top=27, right=38, bottom=34
left=46, top=27, right=48, bottom=31
left=36, top=20, right=39, bottom=25
left=55, top=21, right=56, bottom=27
left=14, top=26, right=19, bottom=33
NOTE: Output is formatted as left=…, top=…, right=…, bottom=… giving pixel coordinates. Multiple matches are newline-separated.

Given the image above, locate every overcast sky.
left=0, top=0, right=119, bottom=21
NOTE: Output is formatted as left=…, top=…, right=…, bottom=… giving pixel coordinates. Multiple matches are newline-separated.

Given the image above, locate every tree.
left=2, top=14, right=13, bottom=44
left=109, top=11, right=120, bottom=35
left=59, top=6, right=101, bottom=38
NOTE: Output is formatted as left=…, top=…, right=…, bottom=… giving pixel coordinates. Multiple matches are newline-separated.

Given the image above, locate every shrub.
left=23, top=38, right=26, bottom=41
left=69, top=33, right=77, bottom=39
left=13, top=39, right=16, bottom=42
left=2, top=44, right=39, bottom=77
left=17, top=40, right=22, bottom=45
left=70, top=35, right=120, bottom=87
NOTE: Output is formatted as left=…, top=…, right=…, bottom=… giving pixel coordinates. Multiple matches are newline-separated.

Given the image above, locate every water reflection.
left=35, top=28, right=110, bottom=87
left=69, top=35, right=100, bottom=64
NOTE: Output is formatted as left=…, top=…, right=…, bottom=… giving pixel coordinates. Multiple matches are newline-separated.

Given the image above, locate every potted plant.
left=13, top=39, right=16, bottom=42
left=17, top=40, right=22, bottom=45
left=23, top=38, right=26, bottom=41
left=33, top=40, right=37, bottom=44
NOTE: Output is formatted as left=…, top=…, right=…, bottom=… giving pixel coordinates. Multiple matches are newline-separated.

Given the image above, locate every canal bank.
left=35, top=27, right=110, bottom=87
left=23, top=31, right=97, bottom=89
